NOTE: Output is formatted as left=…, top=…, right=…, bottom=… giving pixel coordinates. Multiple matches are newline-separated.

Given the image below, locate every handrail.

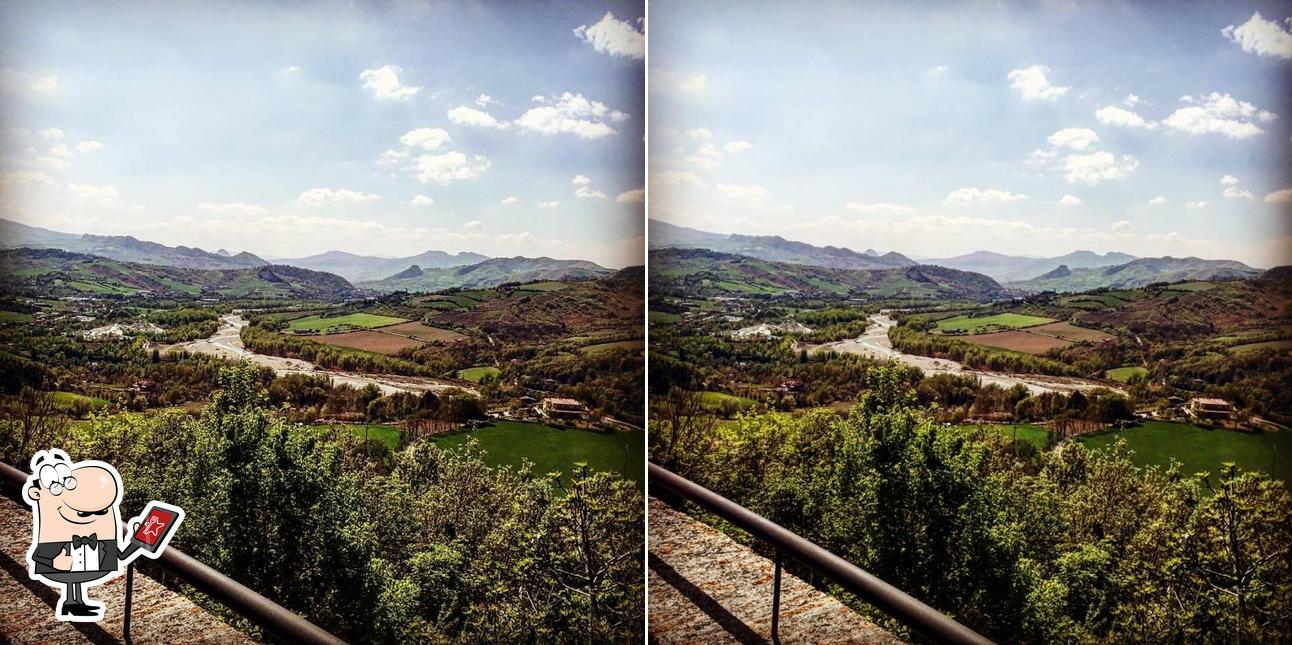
left=0, top=460, right=346, bottom=645
left=650, top=463, right=993, bottom=645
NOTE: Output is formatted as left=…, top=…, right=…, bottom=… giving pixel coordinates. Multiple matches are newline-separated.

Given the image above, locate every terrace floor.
left=0, top=495, right=253, bottom=644
left=649, top=497, right=900, bottom=644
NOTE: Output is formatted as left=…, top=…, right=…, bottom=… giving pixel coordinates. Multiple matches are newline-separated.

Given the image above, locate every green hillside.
left=1009, top=256, right=1260, bottom=293
left=361, top=256, right=611, bottom=292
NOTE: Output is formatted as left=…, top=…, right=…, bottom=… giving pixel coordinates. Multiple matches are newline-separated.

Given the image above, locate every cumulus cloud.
left=447, top=106, right=506, bottom=129
left=616, top=188, right=644, bottom=204
left=573, top=12, right=644, bottom=60
left=1062, top=151, right=1138, bottom=185
left=1186, top=201, right=1208, bottom=209
left=198, top=202, right=267, bottom=216
left=1264, top=188, right=1292, bottom=203
left=414, top=152, right=490, bottom=185
left=358, top=65, right=421, bottom=100
left=537, top=200, right=560, bottom=209
left=514, top=92, right=628, bottom=139
left=1047, top=128, right=1100, bottom=150
left=652, top=69, right=706, bottom=93
left=462, top=220, right=486, bottom=233
left=1095, top=105, right=1154, bottom=128
left=1124, top=94, right=1143, bottom=107
left=500, top=196, right=519, bottom=205
left=69, top=183, right=118, bottom=204
left=297, top=188, right=381, bottom=206
left=1, top=68, right=58, bottom=96
left=1162, top=92, right=1276, bottom=139
left=47, top=144, right=73, bottom=158
left=38, top=128, right=64, bottom=140
left=696, top=144, right=721, bottom=158
left=945, top=187, right=1029, bottom=206
left=1148, top=196, right=1167, bottom=205
left=844, top=202, right=915, bottom=215
left=398, top=128, right=451, bottom=151
left=653, top=170, right=706, bottom=186
left=1223, top=12, right=1292, bottom=59
left=76, top=140, right=103, bottom=153
left=1007, top=64, right=1069, bottom=100
left=409, top=194, right=435, bottom=206
left=1111, top=220, right=1134, bottom=235
left=724, top=140, right=752, bottom=154
left=1058, top=194, right=1083, bottom=206
left=475, top=94, right=494, bottom=107
left=1221, top=175, right=1255, bottom=200
left=687, top=128, right=713, bottom=140
left=1, top=170, right=54, bottom=187
left=572, top=174, right=606, bottom=199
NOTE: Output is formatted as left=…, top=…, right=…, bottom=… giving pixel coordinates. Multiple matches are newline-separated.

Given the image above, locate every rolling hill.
left=925, top=249, right=1138, bottom=282
left=651, top=248, right=1004, bottom=301
left=0, top=218, right=268, bottom=270
left=1009, top=257, right=1261, bottom=292
left=361, top=256, right=613, bottom=292
left=650, top=219, right=915, bottom=270
left=275, top=248, right=490, bottom=282
left=0, top=248, right=354, bottom=299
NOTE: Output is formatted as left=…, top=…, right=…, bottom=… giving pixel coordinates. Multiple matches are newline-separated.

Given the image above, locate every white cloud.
left=724, top=140, right=752, bottom=154
left=716, top=183, right=766, bottom=203
left=1162, top=92, right=1276, bottom=139
left=1221, top=175, right=1255, bottom=200
left=537, top=201, right=560, bottom=209
left=1111, top=220, right=1133, bottom=235
left=35, top=155, right=69, bottom=170
left=945, top=187, right=1029, bottom=206
left=38, top=128, right=64, bottom=140
left=687, top=128, right=713, bottom=140
left=47, top=144, right=73, bottom=158
left=69, top=183, right=118, bottom=204
left=76, top=140, right=103, bottom=153
left=696, top=143, right=721, bottom=158
left=358, top=65, right=421, bottom=101
left=1223, top=12, right=1292, bottom=60
left=500, top=196, right=519, bottom=205
left=447, top=105, right=506, bottom=129
left=1047, top=127, right=1100, bottom=150
left=844, top=202, right=915, bottom=215
left=462, top=220, right=486, bottom=233
left=278, top=65, right=301, bottom=77
left=1124, top=94, right=1143, bottom=107
left=653, top=170, right=706, bottom=186
left=475, top=94, right=495, bottom=108
left=1095, top=105, right=1154, bottom=128
left=514, top=92, right=627, bottom=139
left=296, top=187, right=382, bottom=206
left=1264, top=188, right=1292, bottom=203
left=414, top=152, right=490, bottom=185
left=377, top=148, right=409, bottom=169
left=572, top=174, right=606, bottom=199
left=1148, top=196, right=1167, bottom=205
left=652, top=70, right=706, bottom=93
left=1062, top=151, right=1138, bottom=185
left=1186, top=201, right=1208, bottom=209
left=398, top=128, right=451, bottom=151
left=573, top=11, right=644, bottom=60
left=1, top=69, right=58, bottom=96
left=683, top=154, right=718, bottom=170
left=1, top=170, right=54, bottom=187
left=616, top=188, right=644, bottom=204
left=572, top=174, right=592, bottom=186
left=197, top=202, right=267, bottom=216
left=409, top=194, right=435, bottom=206
left=1007, top=64, right=1069, bottom=101
left=1058, top=194, right=1083, bottom=206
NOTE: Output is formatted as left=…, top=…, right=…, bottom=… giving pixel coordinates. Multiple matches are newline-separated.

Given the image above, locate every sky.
left=0, top=1, right=644, bottom=268
left=649, top=0, right=1292, bottom=267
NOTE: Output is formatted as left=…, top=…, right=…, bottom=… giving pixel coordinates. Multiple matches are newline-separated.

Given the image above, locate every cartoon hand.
left=53, top=550, right=72, bottom=570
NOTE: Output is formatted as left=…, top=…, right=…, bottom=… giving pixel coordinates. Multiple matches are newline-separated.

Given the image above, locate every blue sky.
left=650, top=1, right=1292, bottom=267
left=0, top=1, right=644, bottom=267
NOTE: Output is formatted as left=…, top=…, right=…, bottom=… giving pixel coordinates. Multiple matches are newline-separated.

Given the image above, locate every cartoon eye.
left=53, top=463, right=76, bottom=490
left=38, top=465, right=60, bottom=494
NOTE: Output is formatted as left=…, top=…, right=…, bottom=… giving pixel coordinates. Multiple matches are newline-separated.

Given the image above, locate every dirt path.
left=164, top=314, right=477, bottom=397
left=811, top=314, right=1122, bottom=396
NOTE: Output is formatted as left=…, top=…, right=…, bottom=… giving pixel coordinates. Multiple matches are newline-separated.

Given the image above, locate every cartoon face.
left=24, top=454, right=121, bottom=543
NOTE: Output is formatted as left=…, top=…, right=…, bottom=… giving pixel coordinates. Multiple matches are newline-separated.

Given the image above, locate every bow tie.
left=71, top=534, right=98, bottom=548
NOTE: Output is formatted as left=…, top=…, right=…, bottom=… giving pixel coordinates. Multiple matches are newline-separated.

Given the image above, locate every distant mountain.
left=926, top=249, right=1138, bottom=282
left=0, top=218, right=268, bottom=270
left=361, top=256, right=612, bottom=292
left=277, top=249, right=490, bottom=282
left=649, top=219, right=916, bottom=270
left=1009, top=256, right=1261, bottom=292
left=650, top=247, right=1004, bottom=301
left=0, top=248, right=353, bottom=299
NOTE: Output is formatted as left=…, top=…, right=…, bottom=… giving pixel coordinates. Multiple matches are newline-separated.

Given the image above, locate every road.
left=164, top=314, right=477, bottom=397
left=810, top=314, right=1120, bottom=395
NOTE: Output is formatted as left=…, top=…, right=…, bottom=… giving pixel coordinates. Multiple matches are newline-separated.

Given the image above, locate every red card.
left=134, top=507, right=176, bottom=546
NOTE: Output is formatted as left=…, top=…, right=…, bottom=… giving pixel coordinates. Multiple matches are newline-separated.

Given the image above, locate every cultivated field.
left=936, top=312, right=1055, bottom=334
left=456, top=366, right=500, bottom=382
left=312, top=330, right=425, bottom=355
left=1030, top=321, right=1115, bottom=342
left=288, top=312, right=407, bottom=334
left=381, top=321, right=467, bottom=343
left=1106, top=366, right=1148, bottom=382
left=1078, top=421, right=1292, bottom=489
left=429, top=421, right=645, bottom=487
left=962, top=329, right=1071, bottom=354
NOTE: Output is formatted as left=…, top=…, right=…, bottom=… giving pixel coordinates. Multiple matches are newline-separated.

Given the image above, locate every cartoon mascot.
left=21, top=448, right=184, bottom=622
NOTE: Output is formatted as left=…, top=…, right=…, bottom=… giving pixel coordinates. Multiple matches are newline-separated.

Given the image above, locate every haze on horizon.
left=0, top=1, right=644, bottom=268
left=649, top=0, right=1292, bottom=268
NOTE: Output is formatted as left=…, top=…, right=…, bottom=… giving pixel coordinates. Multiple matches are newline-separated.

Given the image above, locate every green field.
left=50, top=391, right=111, bottom=416
left=936, top=312, right=1056, bottom=334
left=1105, top=366, right=1149, bottom=382
left=958, top=423, right=1050, bottom=452
left=456, top=366, right=501, bottom=382
left=1078, top=422, right=1292, bottom=488
left=429, top=421, right=644, bottom=488
left=697, top=391, right=758, bottom=413
left=328, top=423, right=403, bottom=451
left=649, top=311, right=681, bottom=324
left=0, top=310, right=33, bottom=323
left=288, top=312, right=407, bottom=334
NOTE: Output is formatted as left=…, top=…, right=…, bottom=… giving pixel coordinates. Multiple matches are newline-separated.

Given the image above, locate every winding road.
left=810, top=314, right=1120, bottom=395
left=164, top=314, right=477, bottom=397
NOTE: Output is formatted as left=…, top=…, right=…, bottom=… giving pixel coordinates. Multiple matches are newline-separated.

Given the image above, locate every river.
left=164, top=314, right=477, bottom=397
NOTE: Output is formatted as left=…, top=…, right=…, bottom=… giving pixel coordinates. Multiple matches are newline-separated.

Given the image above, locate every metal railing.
left=650, top=463, right=993, bottom=645
left=0, top=460, right=345, bottom=645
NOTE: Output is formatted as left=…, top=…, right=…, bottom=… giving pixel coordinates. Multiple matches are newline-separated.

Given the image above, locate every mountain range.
left=361, top=256, right=612, bottom=292
left=0, top=218, right=268, bottom=270
left=272, top=249, right=491, bottom=282
left=924, top=249, right=1139, bottom=282
left=1007, top=257, right=1262, bottom=292
left=649, top=219, right=916, bottom=270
